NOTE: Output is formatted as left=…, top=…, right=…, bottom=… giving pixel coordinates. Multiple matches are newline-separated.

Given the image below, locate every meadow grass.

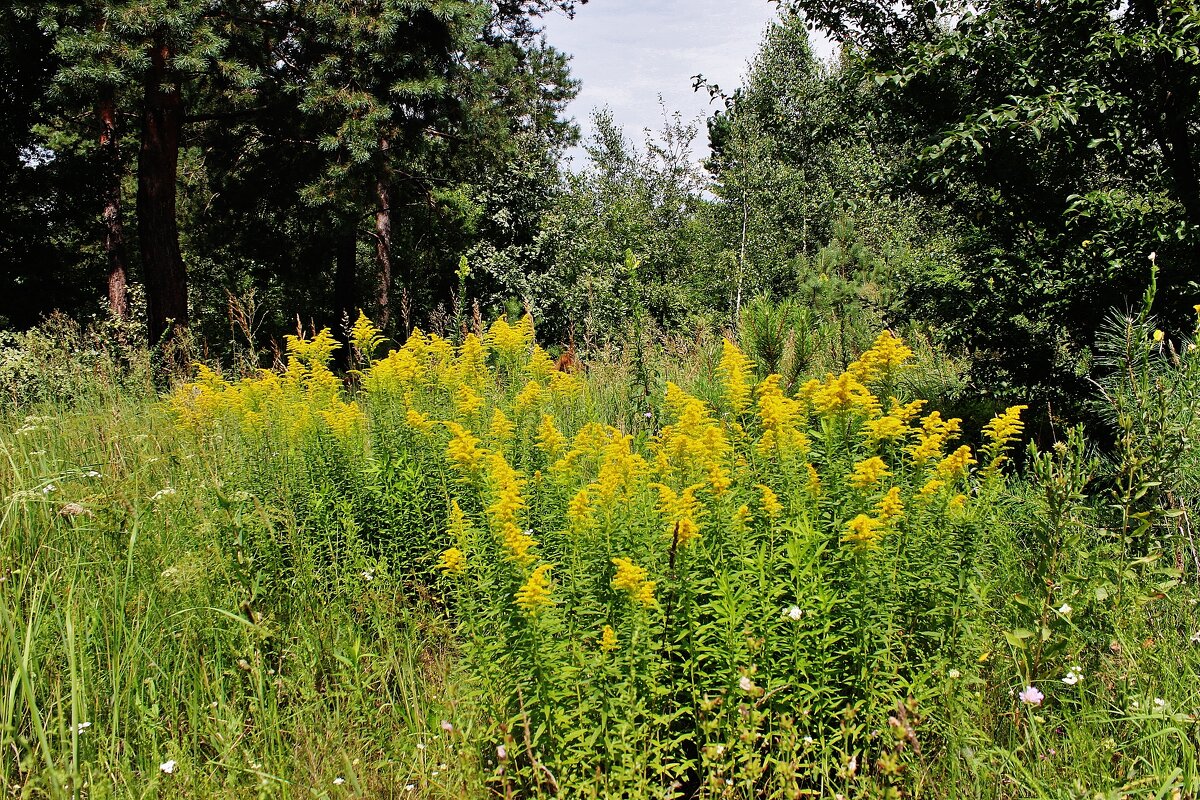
left=1, top=313, right=1198, bottom=798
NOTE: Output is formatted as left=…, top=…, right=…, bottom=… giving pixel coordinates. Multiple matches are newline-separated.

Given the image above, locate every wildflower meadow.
left=4, top=301, right=1198, bottom=798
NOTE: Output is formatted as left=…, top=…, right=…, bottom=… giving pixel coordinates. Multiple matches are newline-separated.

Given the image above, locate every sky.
left=539, top=0, right=790, bottom=166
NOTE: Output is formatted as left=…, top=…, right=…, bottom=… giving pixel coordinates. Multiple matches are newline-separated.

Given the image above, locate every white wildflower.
left=159, top=760, right=177, bottom=774
left=784, top=605, right=803, bottom=621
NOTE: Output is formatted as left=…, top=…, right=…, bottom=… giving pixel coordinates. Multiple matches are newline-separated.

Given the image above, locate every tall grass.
left=2, top=306, right=1198, bottom=798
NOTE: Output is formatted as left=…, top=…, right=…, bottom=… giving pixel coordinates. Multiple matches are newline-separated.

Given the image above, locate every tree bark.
left=138, top=30, right=188, bottom=345
left=98, top=85, right=129, bottom=320
left=374, top=145, right=393, bottom=329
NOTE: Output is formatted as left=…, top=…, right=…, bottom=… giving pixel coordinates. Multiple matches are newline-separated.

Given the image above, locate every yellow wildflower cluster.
left=981, top=404, right=1028, bottom=473
left=658, top=383, right=733, bottom=494
left=169, top=330, right=364, bottom=440
left=850, top=456, right=890, bottom=490
left=599, top=624, right=618, bottom=652
left=718, top=338, right=756, bottom=413
left=438, top=547, right=468, bottom=576
left=515, top=564, right=553, bottom=614
left=612, top=557, right=656, bottom=607
left=847, top=330, right=914, bottom=384
left=652, top=483, right=705, bottom=546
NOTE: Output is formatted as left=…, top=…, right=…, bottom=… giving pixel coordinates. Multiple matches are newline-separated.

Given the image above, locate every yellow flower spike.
left=453, top=384, right=484, bottom=417
left=846, top=330, right=914, bottom=384
left=536, top=414, right=568, bottom=458
left=981, top=404, right=1028, bottom=473
left=528, top=345, right=556, bottom=381
left=488, top=316, right=529, bottom=359
left=350, top=311, right=385, bottom=361
left=718, top=339, right=756, bottom=413
left=448, top=500, right=469, bottom=542
left=864, top=414, right=907, bottom=443
left=983, top=405, right=1028, bottom=448
left=567, top=487, right=593, bottom=527
left=405, top=407, right=434, bottom=433
left=805, top=463, right=822, bottom=497
left=611, top=557, right=656, bottom=608
left=514, top=380, right=544, bottom=414
left=548, top=369, right=584, bottom=399
left=849, top=456, right=890, bottom=489
left=515, top=564, right=553, bottom=614
left=916, top=478, right=946, bottom=502
left=948, top=494, right=968, bottom=515
left=437, top=547, right=467, bottom=576
left=842, top=514, right=885, bottom=549
left=651, top=483, right=706, bottom=545
left=810, top=372, right=881, bottom=417
left=488, top=408, right=515, bottom=443
left=444, top=422, right=486, bottom=475
left=600, top=624, right=618, bottom=652
left=501, top=522, right=537, bottom=564
left=457, top=334, right=490, bottom=383
left=756, top=484, right=783, bottom=518
left=485, top=453, right=526, bottom=530
left=733, top=504, right=752, bottom=530
left=876, top=487, right=904, bottom=524
left=936, top=445, right=977, bottom=480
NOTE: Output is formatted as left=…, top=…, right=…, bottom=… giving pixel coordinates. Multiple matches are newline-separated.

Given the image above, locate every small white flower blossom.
left=784, top=605, right=803, bottom=621
left=85, top=470, right=101, bottom=478
left=332, top=776, right=344, bottom=785
left=159, top=760, right=177, bottom=774
left=496, top=744, right=507, bottom=760
left=150, top=487, right=176, bottom=501
left=738, top=676, right=755, bottom=692
left=1154, top=697, right=1166, bottom=709
left=948, top=669, right=961, bottom=679
left=1190, top=631, right=1200, bottom=645
left=362, top=570, right=374, bottom=582
left=1057, top=603, right=1072, bottom=615
left=416, top=741, right=425, bottom=750
left=42, top=484, right=57, bottom=495
left=76, top=721, right=91, bottom=733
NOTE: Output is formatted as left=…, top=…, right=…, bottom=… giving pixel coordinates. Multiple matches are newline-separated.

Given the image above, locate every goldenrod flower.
left=444, top=422, right=485, bottom=475
left=488, top=316, right=529, bottom=359
left=405, top=407, right=433, bottom=433
left=454, top=384, right=484, bottom=416
left=350, top=311, right=384, bottom=360
left=514, top=380, right=543, bottom=414
left=916, top=478, right=945, bottom=501
left=652, top=483, right=705, bottom=546
left=876, top=487, right=904, bottom=523
left=600, top=624, right=618, bottom=652
left=983, top=405, right=1027, bottom=449
left=842, top=514, right=884, bottom=549
left=756, top=483, right=783, bottom=518
left=437, top=547, right=467, bottom=576
left=488, top=408, right=515, bottom=443
left=936, top=445, right=976, bottom=480
left=567, top=487, right=592, bottom=527
left=805, top=463, right=822, bottom=497
left=809, top=372, right=881, bottom=417
left=981, top=404, right=1027, bottom=473
left=535, top=415, right=567, bottom=458
left=612, top=557, right=656, bottom=607
left=501, top=523, right=537, bottom=564
left=847, top=330, right=913, bottom=384
left=515, top=564, right=553, bottom=614
left=718, top=339, right=755, bottom=413
left=849, top=456, right=890, bottom=489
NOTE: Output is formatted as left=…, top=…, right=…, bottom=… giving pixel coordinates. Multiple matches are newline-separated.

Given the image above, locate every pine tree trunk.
left=374, top=155, right=393, bottom=330
left=138, top=31, right=188, bottom=345
left=98, top=85, right=129, bottom=320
